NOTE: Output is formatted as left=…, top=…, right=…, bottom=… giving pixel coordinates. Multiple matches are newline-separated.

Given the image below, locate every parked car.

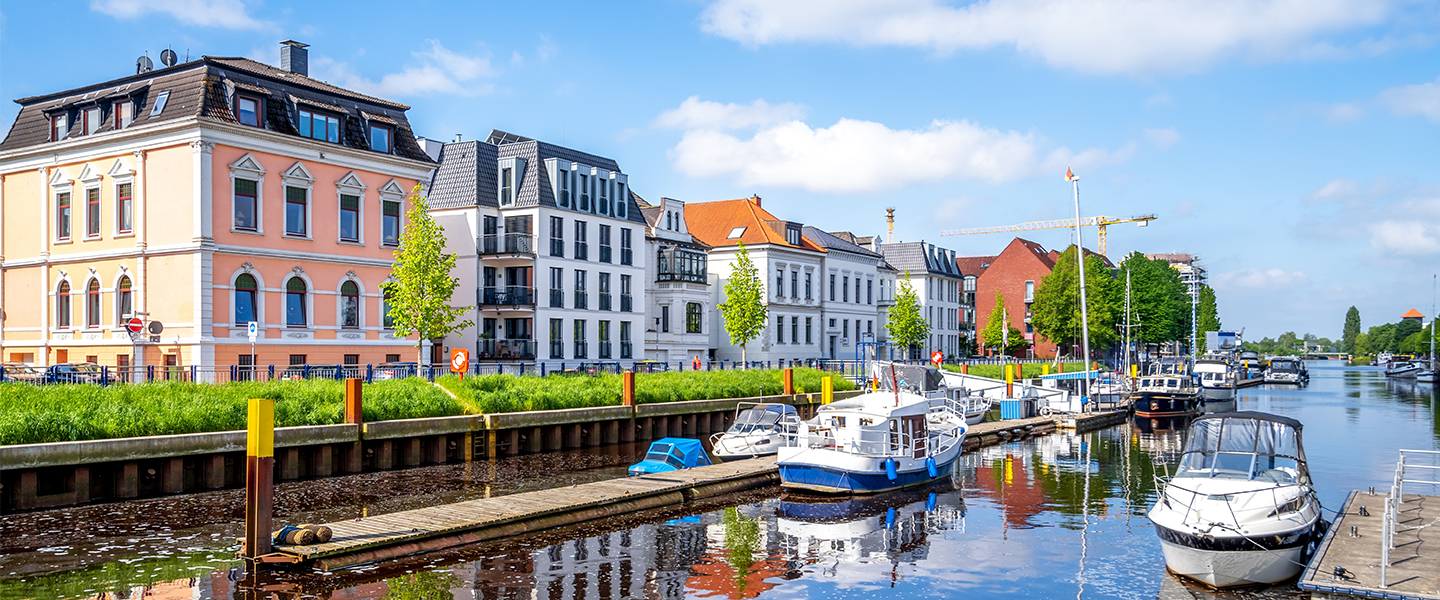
left=278, top=364, right=343, bottom=381
left=628, top=438, right=713, bottom=476
left=44, top=362, right=112, bottom=384
left=1, top=362, right=43, bottom=383
left=373, top=362, right=418, bottom=381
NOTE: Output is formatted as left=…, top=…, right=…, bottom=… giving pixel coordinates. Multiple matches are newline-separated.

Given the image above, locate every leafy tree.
left=1394, top=319, right=1422, bottom=352
left=1196, top=285, right=1220, bottom=353
left=1342, top=306, right=1361, bottom=354
left=980, top=291, right=1027, bottom=356
left=1118, top=253, right=1190, bottom=346
left=380, top=189, right=474, bottom=364
left=1354, top=332, right=1372, bottom=355
left=719, top=243, right=768, bottom=364
left=1031, top=246, right=1120, bottom=355
left=1368, top=323, right=1397, bottom=354
left=885, top=276, right=930, bottom=359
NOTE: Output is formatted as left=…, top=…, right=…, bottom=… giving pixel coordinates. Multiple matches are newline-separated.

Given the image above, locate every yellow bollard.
left=822, top=377, right=834, bottom=404
left=1042, top=364, right=1051, bottom=376
left=244, top=398, right=275, bottom=559
left=1005, top=364, right=1014, bottom=397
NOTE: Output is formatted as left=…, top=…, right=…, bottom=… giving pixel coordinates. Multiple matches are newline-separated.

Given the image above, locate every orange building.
left=0, top=41, right=435, bottom=370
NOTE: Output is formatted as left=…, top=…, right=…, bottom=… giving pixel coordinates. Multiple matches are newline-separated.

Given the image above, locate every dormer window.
left=84, top=107, right=102, bottom=135
left=51, top=114, right=68, bottom=141
left=369, top=123, right=391, bottom=153
left=579, top=173, right=590, bottom=211
left=500, top=167, right=514, bottom=205
left=785, top=225, right=801, bottom=246
left=236, top=95, right=263, bottom=127
left=558, top=168, right=571, bottom=208
left=115, top=100, right=134, bottom=129
left=298, top=108, right=339, bottom=143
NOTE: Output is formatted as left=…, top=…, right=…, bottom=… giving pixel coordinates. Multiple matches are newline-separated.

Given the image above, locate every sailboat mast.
left=1070, top=174, right=1093, bottom=411
left=1125, top=269, right=1132, bottom=378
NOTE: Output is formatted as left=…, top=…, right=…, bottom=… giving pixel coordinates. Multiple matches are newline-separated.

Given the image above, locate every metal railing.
left=549, top=289, right=564, bottom=308
left=1382, top=449, right=1440, bottom=589
left=620, top=294, right=633, bottom=312
left=481, top=233, right=537, bottom=255
left=480, top=286, right=536, bottom=307
left=600, top=245, right=612, bottom=263
left=479, top=339, right=536, bottom=360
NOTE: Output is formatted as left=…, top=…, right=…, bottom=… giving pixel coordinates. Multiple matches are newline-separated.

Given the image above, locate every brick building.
left=967, top=238, right=1115, bottom=359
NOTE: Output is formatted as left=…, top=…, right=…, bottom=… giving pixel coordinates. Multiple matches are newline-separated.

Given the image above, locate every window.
left=843, top=320, right=849, bottom=339
left=382, top=199, right=401, bottom=245
left=290, top=354, right=307, bottom=366
left=116, top=276, right=133, bottom=322
left=344, top=354, right=360, bottom=366
left=686, top=303, right=702, bottom=334
left=385, top=353, right=401, bottom=363
left=867, top=280, right=873, bottom=305
left=791, top=317, right=799, bottom=344
left=620, top=274, right=633, bottom=312
left=550, top=267, right=564, bottom=308
left=829, top=274, right=836, bottom=301
left=620, top=228, right=633, bottom=265
left=599, top=224, right=612, bottom=263
left=661, top=305, right=670, bottom=333
left=115, top=100, right=134, bottom=130
left=776, top=268, right=784, bottom=298
left=150, top=91, right=169, bottom=116
left=667, top=212, right=673, bottom=230
left=727, top=227, right=746, bottom=239
left=805, top=273, right=812, bottom=299
left=599, top=272, right=612, bottom=311
left=285, top=186, right=308, bottom=236
left=574, top=270, right=587, bottom=309
left=116, top=182, right=133, bottom=234
left=620, top=321, right=632, bottom=359
left=341, top=281, right=360, bottom=328
left=558, top=169, right=571, bottom=208
left=56, top=192, right=72, bottom=240
left=868, top=320, right=873, bottom=335
left=234, top=274, right=257, bottom=325
left=56, top=282, right=71, bottom=328
left=51, top=114, right=68, bottom=141
left=843, top=276, right=850, bottom=302
left=1025, top=281, right=1035, bottom=303
left=84, top=107, right=102, bottom=135
left=369, top=124, right=391, bottom=153
left=298, top=108, right=340, bottom=143
left=598, top=177, right=610, bottom=215
left=500, top=167, right=513, bottom=205
left=339, top=194, right=360, bottom=242
left=574, top=220, right=588, bottom=260
left=856, top=278, right=862, bottom=303
left=86, top=188, right=101, bottom=237
left=616, top=183, right=627, bottom=218
left=573, top=319, right=587, bottom=359
left=286, top=278, right=307, bottom=327
left=237, top=96, right=262, bottom=127
left=550, top=319, right=564, bottom=359
left=233, top=179, right=258, bottom=231
left=550, top=216, right=565, bottom=257
left=791, top=271, right=798, bottom=298
left=86, top=280, right=101, bottom=328
left=599, top=321, right=611, bottom=359
left=806, top=317, right=813, bottom=344
left=579, top=173, right=590, bottom=211
left=777, top=316, right=785, bottom=344
left=785, top=225, right=801, bottom=246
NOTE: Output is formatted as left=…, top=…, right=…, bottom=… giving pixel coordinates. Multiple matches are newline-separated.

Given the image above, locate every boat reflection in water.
left=1130, top=414, right=1196, bottom=435
left=776, top=485, right=966, bottom=580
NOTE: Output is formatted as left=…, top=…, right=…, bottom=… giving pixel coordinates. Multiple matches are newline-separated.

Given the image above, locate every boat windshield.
left=1272, top=361, right=1298, bottom=372
left=1176, top=417, right=1305, bottom=483
left=644, top=445, right=687, bottom=469
left=728, top=408, right=784, bottom=434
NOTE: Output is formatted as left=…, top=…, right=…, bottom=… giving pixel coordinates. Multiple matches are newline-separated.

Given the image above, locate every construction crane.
left=938, top=214, right=1157, bottom=255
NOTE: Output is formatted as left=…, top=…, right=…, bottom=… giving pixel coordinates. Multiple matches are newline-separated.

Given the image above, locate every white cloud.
left=700, top=0, right=1395, bottom=75
left=664, top=106, right=1131, bottom=192
left=1305, top=178, right=1360, bottom=203
left=536, top=36, right=559, bottom=63
left=1143, top=127, right=1181, bottom=149
left=91, top=0, right=269, bottom=30
left=1378, top=76, right=1440, bottom=121
left=1325, top=102, right=1364, bottom=122
left=652, top=96, right=808, bottom=130
left=1214, top=268, right=1311, bottom=290
left=1366, top=220, right=1440, bottom=256
left=312, top=41, right=496, bottom=99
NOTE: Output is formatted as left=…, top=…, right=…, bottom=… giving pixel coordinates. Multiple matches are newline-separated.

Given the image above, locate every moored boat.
left=1132, top=359, right=1202, bottom=418
left=1385, top=360, right=1424, bottom=378
left=710, top=403, right=799, bottom=459
left=1264, top=357, right=1308, bottom=384
left=1193, top=358, right=1237, bottom=402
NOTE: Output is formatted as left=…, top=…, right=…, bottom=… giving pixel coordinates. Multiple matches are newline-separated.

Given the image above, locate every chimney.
left=280, top=40, right=309, bottom=76
left=749, top=194, right=761, bottom=207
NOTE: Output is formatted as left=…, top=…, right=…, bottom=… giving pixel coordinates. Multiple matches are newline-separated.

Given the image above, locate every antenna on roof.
left=136, top=53, right=153, bottom=75
left=160, top=48, right=178, bottom=68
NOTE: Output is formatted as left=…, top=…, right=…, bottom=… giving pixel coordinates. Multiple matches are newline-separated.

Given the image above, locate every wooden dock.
left=1299, top=490, right=1440, bottom=600
left=268, top=456, right=779, bottom=570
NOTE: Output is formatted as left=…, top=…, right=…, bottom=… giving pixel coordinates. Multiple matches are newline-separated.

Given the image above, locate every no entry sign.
left=126, top=317, right=144, bottom=334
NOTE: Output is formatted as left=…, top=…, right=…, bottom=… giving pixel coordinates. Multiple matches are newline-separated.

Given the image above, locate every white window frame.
left=52, top=170, right=74, bottom=244
left=336, top=171, right=367, bottom=246
left=83, top=275, right=103, bottom=330
left=280, top=162, right=315, bottom=240
left=336, top=276, right=365, bottom=330
left=229, top=268, right=265, bottom=328
left=82, top=183, right=103, bottom=240
left=112, top=269, right=135, bottom=327
left=282, top=273, right=314, bottom=329
left=379, top=179, right=406, bottom=247
left=53, top=274, right=74, bottom=331
left=109, top=158, right=135, bottom=237
left=228, top=153, right=266, bottom=236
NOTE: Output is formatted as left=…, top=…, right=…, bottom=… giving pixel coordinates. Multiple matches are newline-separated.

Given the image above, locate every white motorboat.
left=1377, top=351, right=1395, bottom=366
left=710, top=403, right=800, bottom=459
left=1132, top=360, right=1204, bottom=418
left=1264, top=357, right=1308, bottom=385
left=1193, top=358, right=1237, bottom=402
left=1385, top=360, right=1424, bottom=378
left=1418, top=369, right=1437, bottom=383
left=778, top=363, right=968, bottom=495
left=1149, top=412, right=1323, bottom=588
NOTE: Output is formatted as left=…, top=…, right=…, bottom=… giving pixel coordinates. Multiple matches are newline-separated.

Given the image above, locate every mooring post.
left=1005, top=364, right=1014, bottom=397
left=1016, top=364, right=1023, bottom=381
left=961, top=364, right=968, bottom=375
left=344, top=378, right=364, bottom=472
left=822, top=376, right=833, bottom=404
left=243, top=398, right=275, bottom=560
left=1042, top=364, right=1051, bottom=376
left=783, top=368, right=794, bottom=395
left=344, top=378, right=363, bottom=424
left=622, top=371, right=635, bottom=407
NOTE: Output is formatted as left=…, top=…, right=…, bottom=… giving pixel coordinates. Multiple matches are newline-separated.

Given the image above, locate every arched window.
left=666, top=212, right=672, bottom=230
left=234, top=274, right=257, bottom=325
left=381, top=288, right=395, bottom=329
left=56, top=281, right=71, bottom=328
left=285, top=278, right=307, bottom=327
left=340, top=281, right=360, bottom=329
left=686, top=302, right=702, bottom=334
left=86, top=279, right=101, bottom=328
left=116, top=276, right=133, bottom=323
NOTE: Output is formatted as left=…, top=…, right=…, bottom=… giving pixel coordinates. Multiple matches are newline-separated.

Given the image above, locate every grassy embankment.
left=941, top=362, right=1090, bottom=380
left=0, top=368, right=852, bottom=445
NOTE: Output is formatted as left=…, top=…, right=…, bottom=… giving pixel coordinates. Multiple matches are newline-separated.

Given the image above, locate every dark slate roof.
left=2, top=57, right=433, bottom=165
left=427, top=140, right=497, bottom=210
left=879, top=241, right=962, bottom=278
left=803, top=226, right=882, bottom=258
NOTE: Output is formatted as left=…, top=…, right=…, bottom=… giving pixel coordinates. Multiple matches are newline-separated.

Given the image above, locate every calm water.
left=1, top=363, right=1435, bottom=599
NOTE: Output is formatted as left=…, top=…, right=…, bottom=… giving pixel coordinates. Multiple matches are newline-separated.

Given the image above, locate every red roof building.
left=1402, top=309, right=1426, bottom=323
left=967, top=238, right=1113, bottom=359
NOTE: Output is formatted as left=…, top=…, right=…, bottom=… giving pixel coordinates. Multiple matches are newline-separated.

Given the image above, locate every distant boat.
left=1264, top=357, right=1309, bottom=385
left=1385, top=360, right=1424, bottom=379
left=1193, top=358, right=1237, bottom=402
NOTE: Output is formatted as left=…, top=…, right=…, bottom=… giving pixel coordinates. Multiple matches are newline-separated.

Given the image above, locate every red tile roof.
left=955, top=255, right=997, bottom=278
left=1402, top=309, right=1426, bottom=319
left=684, top=197, right=825, bottom=253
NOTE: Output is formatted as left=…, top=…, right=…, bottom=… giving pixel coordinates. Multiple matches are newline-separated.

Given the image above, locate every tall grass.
left=439, top=368, right=855, bottom=414
left=0, top=378, right=460, bottom=446
left=942, top=362, right=1089, bottom=380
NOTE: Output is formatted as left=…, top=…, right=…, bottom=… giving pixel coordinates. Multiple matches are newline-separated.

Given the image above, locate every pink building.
left=0, top=41, right=435, bottom=369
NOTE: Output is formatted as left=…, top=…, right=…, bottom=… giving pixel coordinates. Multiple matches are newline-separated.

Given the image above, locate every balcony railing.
left=656, top=272, right=707, bottom=284
left=478, top=339, right=535, bottom=359
left=620, top=341, right=633, bottom=359
left=620, top=294, right=633, bottom=312
left=621, top=248, right=633, bottom=266
left=550, top=238, right=564, bottom=257
left=574, top=290, right=588, bottom=310
left=480, top=286, right=536, bottom=308
left=575, top=243, right=588, bottom=261
left=549, top=289, right=564, bottom=308
left=599, top=341, right=612, bottom=359
left=481, top=234, right=537, bottom=255
left=599, top=294, right=612, bottom=311
left=573, top=341, right=587, bottom=359
left=600, top=246, right=612, bottom=263
left=549, top=341, right=564, bottom=359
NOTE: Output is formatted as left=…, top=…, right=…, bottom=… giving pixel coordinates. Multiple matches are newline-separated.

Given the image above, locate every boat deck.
left=1299, top=490, right=1440, bottom=600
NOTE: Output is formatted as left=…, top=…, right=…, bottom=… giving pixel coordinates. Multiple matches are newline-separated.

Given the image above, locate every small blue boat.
left=628, top=438, right=712, bottom=476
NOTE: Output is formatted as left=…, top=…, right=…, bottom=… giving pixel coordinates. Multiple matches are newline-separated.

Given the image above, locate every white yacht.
left=1149, top=412, right=1323, bottom=588
left=1385, top=360, right=1425, bottom=378
left=1193, top=358, right=1237, bottom=402
left=1264, top=357, right=1309, bottom=385
left=710, top=403, right=799, bottom=460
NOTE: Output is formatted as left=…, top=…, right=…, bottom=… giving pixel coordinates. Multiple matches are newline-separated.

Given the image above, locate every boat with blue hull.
left=777, top=363, right=968, bottom=495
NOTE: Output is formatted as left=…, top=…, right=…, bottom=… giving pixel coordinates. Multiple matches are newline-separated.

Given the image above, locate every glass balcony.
left=599, top=294, right=612, bottom=311
left=600, top=246, right=612, bottom=263
left=481, top=234, right=536, bottom=255
left=599, top=341, right=612, bottom=359
left=549, top=341, right=564, bottom=359
left=574, top=290, right=588, bottom=310
left=478, top=339, right=535, bottom=359
left=479, top=286, right=536, bottom=308
left=620, top=341, right=633, bottom=359
left=620, top=294, right=633, bottom=312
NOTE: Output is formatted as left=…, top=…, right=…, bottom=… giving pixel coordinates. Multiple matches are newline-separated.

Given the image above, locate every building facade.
left=804, top=228, right=887, bottom=360
left=0, top=42, right=434, bottom=369
left=877, top=241, right=968, bottom=359
left=970, top=238, right=1059, bottom=358
left=637, top=197, right=710, bottom=364
left=426, top=131, right=645, bottom=365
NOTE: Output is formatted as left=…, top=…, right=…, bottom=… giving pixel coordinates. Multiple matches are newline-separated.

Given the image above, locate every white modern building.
left=804, top=227, right=888, bottom=360
left=636, top=197, right=711, bottom=364
left=877, top=241, right=967, bottom=359
left=427, top=131, right=645, bottom=365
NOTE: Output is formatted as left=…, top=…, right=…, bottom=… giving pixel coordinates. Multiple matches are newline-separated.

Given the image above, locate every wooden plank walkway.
left=1300, top=490, right=1440, bottom=600
left=272, top=456, right=779, bottom=570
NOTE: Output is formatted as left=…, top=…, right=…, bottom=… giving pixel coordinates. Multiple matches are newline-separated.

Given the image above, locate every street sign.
left=450, top=349, right=470, bottom=375
left=148, top=321, right=165, bottom=335
left=127, top=317, right=144, bottom=334
left=931, top=351, right=943, bottom=366
left=247, top=321, right=258, bottom=343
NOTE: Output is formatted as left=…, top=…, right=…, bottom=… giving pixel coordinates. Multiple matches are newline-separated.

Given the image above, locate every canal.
left=1, top=363, right=1435, bottom=599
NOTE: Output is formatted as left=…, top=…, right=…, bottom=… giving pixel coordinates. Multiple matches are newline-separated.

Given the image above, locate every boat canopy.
left=1039, top=370, right=1107, bottom=381
left=643, top=438, right=712, bottom=470
left=1177, top=412, right=1307, bottom=482
left=873, top=363, right=946, bottom=394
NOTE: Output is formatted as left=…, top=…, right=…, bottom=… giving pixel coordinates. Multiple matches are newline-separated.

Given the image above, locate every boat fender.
left=885, top=458, right=898, bottom=481
left=927, top=492, right=937, bottom=512
left=885, top=507, right=896, bottom=530
left=926, top=457, right=938, bottom=478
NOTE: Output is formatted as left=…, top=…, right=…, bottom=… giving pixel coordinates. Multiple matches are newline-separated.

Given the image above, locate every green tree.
left=1118, top=253, right=1190, bottom=346
left=379, top=189, right=474, bottom=365
left=1030, top=246, right=1120, bottom=355
left=1196, top=285, right=1220, bottom=353
left=981, top=291, right=1027, bottom=356
left=719, top=243, right=768, bottom=364
left=1367, top=323, right=1396, bottom=354
left=1342, top=306, right=1361, bottom=354
left=1394, top=319, right=1422, bottom=352
left=1354, top=332, right=1372, bottom=355
left=885, top=275, right=930, bottom=359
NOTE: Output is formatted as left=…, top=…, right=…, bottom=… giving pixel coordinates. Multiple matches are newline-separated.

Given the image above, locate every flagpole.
left=1069, top=169, right=1092, bottom=413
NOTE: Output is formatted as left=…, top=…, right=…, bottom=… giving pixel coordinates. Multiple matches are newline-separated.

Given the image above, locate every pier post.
left=822, top=377, right=834, bottom=404
left=1042, top=364, right=1050, bottom=376
left=1005, top=365, right=1014, bottom=397
left=1016, top=364, right=1023, bottom=380
left=622, top=372, right=635, bottom=406
left=961, top=364, right=968, bottom=375
left=783, top=368, right=794, bottom=395
left=344, top=378, right=365, bottom=472
left=243, top=398, right=275, bottom=560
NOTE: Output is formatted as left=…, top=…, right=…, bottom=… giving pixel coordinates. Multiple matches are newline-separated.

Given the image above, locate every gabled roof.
left=1014, top=238, right=1057, bottom=269
left=802, top=226, right=881, bottom=258
left=1402, top=309, right=1426, bottom=319
left=685, top=197, right=824, bottom=253
left=956, top=255, right=997, bottom=278
left=879, top=241, right=962, bottom=278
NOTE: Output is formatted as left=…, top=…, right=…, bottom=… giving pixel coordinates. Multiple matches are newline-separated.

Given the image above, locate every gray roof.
left=803, top=226, right=882, bottom=258
left=427, top=140, right=496, bottom=210
left=879, top=241, right=962, bottom=278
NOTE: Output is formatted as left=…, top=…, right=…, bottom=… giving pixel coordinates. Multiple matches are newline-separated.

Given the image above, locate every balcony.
left=481, top=234, right=537, bottom=256
left=478, top=339, right=535, bottom=360
left=549, top=341, right=564, bottom=359
left=574, top=290, right=588, bottom=310
left=599, top=293, right=612, bottom=311
left=479, top=286, right=536, bottom=308
left=549, top=289, right=564, bottom=308
left=620, top=341, right=633, bottom=359
left=656, top=272, right=707, bottom=284
left=573, top=341, right=587, bottom=359
left=620, top=294, right=633, bottom=312
left=575, top=243, right=589, bottom=261
left=599, top=340, right=612, bottom=359
left=621, top=248, right=633, bottom=266
left=549, top=238, right=564, bottom=257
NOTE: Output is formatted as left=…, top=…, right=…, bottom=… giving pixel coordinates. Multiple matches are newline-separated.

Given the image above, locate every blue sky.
left=4, top=0, right=1440, bottom=340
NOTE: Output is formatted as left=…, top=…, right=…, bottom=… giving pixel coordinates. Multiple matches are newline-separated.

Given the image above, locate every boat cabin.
left=1175, top=412, right=1308, bottom=484
left=805, top=396, right=931, bottom=459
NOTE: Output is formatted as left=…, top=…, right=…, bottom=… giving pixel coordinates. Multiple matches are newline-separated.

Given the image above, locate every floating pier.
left=1300, top=490, right=1440, bottom=600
